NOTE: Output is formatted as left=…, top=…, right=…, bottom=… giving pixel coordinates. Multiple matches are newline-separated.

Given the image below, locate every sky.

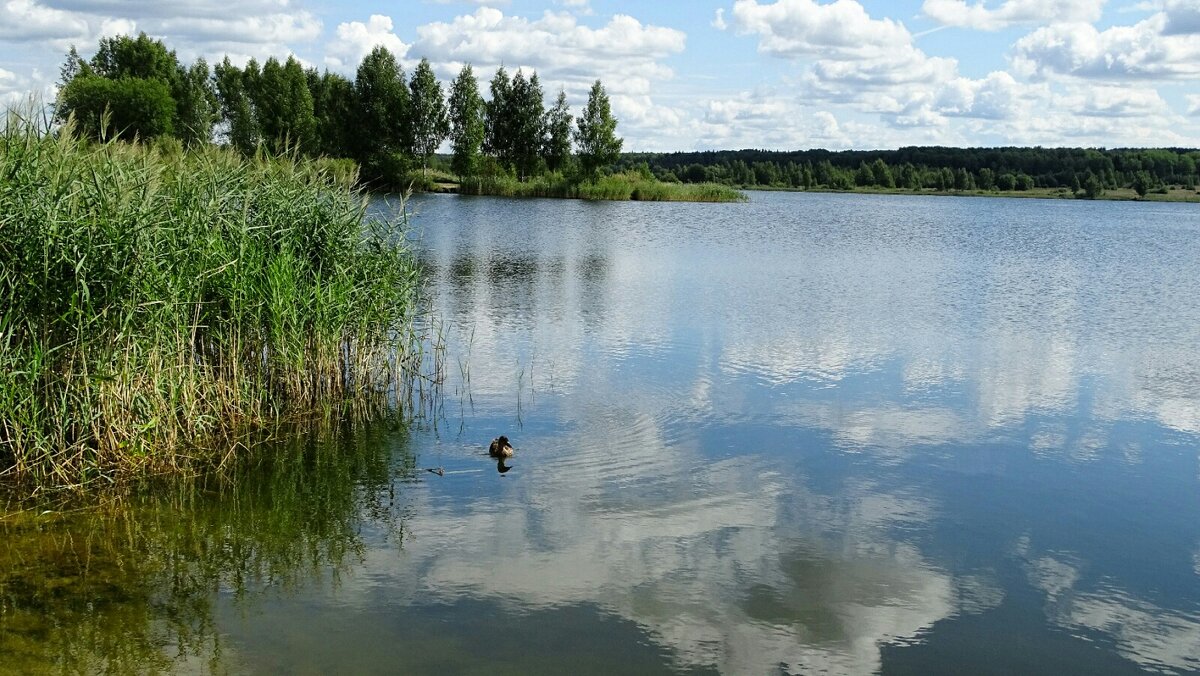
left=1, top=0, right=1199, bottom=151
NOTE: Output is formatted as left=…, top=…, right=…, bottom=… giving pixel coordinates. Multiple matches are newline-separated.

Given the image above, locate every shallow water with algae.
left=4, top=191, right=1200, bottom=674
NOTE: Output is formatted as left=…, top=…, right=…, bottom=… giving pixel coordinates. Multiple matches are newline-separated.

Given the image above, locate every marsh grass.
left=459, top=170, right=746, bottom=203
left=0, top=114, right=425, bottom=488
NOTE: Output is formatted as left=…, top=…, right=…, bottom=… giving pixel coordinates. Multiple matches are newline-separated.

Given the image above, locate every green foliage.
left=58, top=74, right=176, bottom=141
left=354, top=46, right=411, bottom=179
left=509, top=70, right=546, bottom=180
left=854, top=161, right=873, bottom=187
left=459, top=171, right=743, bottom=202
left=307, top=69, right=357, bottom=158
left=626, top=146, right=1200, bottom=201
left=870, top=159, right=893, bottom=188
left=57, top=33, right=223, bottom=146
left=1132, top=170, right=1153, bottom=197
left=55, top=35, right=643, bottom=197
left=977, top=167, right=996, bottom=190
left=484, top=66, right=514, bottom=171
left=51, top=33, right=1200, bottom=204
left=214, top=57, right=260, bottom=154
left=543, top=89, right=573, bottom=172
left=409, top=58, right=449, bottom=173
left=56, top=45, right=88, bottom=92
left=173, top=58, right=218, bottom=147
left=448, top=64, right=485, bottom=178
left=253, top=56, right=317, bottom=153
left=0, top=116, right=421, bottom=485
left=90, top=33, right=179, bottom=82
left=575, top=80, right=622, bottom=180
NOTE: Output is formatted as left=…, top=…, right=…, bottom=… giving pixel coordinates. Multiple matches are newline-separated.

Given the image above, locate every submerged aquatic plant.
left=0, top=113, right=425, bottom=487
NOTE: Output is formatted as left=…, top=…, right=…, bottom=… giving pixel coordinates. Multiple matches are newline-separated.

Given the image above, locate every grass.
left=458, top=170, right=746, bottom=203
left=399, top=168, right=459, bottom=194
left=0, top=114, right=425, bottom=488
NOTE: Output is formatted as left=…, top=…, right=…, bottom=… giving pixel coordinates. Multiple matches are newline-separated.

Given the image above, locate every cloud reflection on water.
left=390, top=192, right=1200, bottom=673
left=358, top=414, right=992, bottom=675
left=1020, top=539, right=1200, bottom=674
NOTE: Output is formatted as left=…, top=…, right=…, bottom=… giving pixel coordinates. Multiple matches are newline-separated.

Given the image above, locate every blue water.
left=5, top=191, right=1199, bottom=675
left=349, top=191, right=1200, bottom=675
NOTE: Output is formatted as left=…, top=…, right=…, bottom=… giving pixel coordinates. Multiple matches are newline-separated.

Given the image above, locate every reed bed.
left=0, top=115, right=424, bottom=488
left=459, top=171, right=746, bottom=203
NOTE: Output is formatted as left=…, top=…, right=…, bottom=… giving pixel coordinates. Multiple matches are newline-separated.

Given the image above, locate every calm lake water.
left=4, top=191, right=1200, bottom=674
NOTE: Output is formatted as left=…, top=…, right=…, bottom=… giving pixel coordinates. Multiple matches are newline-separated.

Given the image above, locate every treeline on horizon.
left=622, top=146, right=1200, bottom=198
left=52, top=33, right=624, bottom=189
left=48, top=33, right=1200, bottom=200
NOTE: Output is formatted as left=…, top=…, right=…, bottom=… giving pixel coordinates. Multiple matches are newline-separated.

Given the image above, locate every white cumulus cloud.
left=1186, top=94, right=1200, bottom=115
left=399, top=7, right=687, bottom=148
left=922, top=0, right=1106, bottom=31
left=325, top=15, right=410, bottom=71
left=0, top=1, right=91, bottom=43
left=1012, top=12, right=1200, bottom=80
left=725, top=0, right=913, bottom=60
left=411, top=7, right=685, bottom=87
left=1162, top=0, right=1200, bottom=35
left=1059, top=84, right=1170, bottom=116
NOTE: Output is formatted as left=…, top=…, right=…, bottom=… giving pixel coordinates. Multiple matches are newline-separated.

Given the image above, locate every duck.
left=488, top=435, right=514, bottom=458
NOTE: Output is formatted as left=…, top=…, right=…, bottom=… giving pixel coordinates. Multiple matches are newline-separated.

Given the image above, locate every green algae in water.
left=0, top=420, right=415, bottom=674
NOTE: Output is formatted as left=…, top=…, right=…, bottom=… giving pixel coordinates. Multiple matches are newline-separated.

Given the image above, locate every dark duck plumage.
left=488, top=435, right=514, bottom=458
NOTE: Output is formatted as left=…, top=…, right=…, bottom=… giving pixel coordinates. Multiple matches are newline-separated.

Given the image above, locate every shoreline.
left=411, top=179, right=1197, bottom=204
left=735, top=184, right=1200, bottom=203
left=408, top=172, right=747, bottom=203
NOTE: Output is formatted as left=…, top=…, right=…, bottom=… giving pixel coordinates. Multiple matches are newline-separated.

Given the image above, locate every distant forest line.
left=47, top=34, right=1200, bottom=200
left=619, top=147, right=1200, bottom=199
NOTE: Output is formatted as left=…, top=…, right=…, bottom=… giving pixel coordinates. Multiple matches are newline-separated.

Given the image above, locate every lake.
left=3, top=191, right=1199, bottom=674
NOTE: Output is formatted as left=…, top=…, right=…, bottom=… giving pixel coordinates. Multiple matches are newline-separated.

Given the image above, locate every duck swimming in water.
left=488, top=435, right=514, bottom=458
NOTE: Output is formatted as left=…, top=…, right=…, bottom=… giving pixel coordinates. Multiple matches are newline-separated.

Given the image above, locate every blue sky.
left=2, top=0, right=1198, bottom=150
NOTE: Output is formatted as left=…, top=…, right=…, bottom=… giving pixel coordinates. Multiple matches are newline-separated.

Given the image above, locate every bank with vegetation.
left=456, top=170, right=744, bottom=202
left=0, top=116, right=423, bottom=488
left=619, top=147, right=1200, bottom=202
left=52, top=33, right=740, bottom=203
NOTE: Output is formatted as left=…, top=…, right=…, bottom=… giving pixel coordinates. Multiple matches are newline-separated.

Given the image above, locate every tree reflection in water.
left=0, top=419, right=415, bottom=673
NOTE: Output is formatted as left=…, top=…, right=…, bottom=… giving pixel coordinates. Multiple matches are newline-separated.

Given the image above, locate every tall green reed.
left=0, top=114, right=423, bottom=487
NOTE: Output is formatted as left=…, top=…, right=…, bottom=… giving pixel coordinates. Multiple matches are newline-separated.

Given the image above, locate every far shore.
left=414, top=179, right=1198, bottom=204
left=734, top=184, right=1200, bottom=203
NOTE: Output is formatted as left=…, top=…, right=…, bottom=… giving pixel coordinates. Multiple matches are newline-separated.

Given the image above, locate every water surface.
left=4, top=191, right=1200, bottom=674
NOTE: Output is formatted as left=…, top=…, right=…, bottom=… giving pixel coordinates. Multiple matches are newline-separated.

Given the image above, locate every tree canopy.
left=448, top=64, right=485, bottom=178
left=575, top=80, right=622, bottom=180
left=619, top=146, right=1199, bottom=197
left=55, top=34, right=633, bottom=187
left=55, top=32, right=215, bottom=143
left=409, top=58, right=450, bottom=174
